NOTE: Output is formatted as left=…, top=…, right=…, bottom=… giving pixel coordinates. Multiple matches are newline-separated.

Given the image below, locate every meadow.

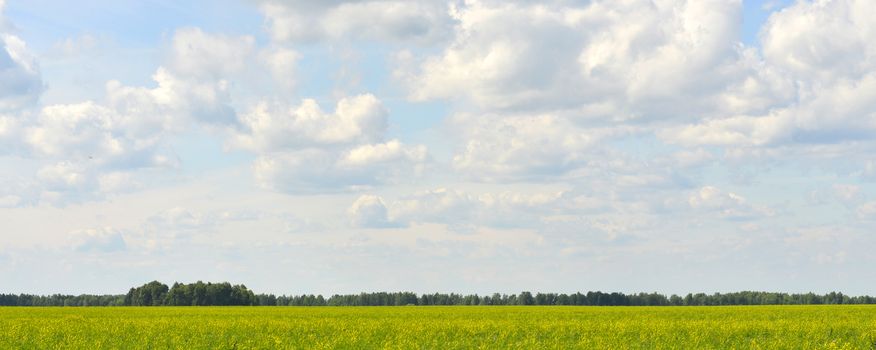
left=2, top=305, right=876, bottom=349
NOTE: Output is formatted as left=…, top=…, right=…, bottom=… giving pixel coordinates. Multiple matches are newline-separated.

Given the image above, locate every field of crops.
left=2, top=305, right=876, bottom=349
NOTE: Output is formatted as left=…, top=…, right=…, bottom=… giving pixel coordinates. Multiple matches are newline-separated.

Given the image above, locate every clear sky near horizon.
left=1, top=0, right=875, bottom=296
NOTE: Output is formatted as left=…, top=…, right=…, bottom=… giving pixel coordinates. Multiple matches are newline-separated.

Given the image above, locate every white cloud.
left=252, top=140, right=426, bottom=192
left=453, top=115, right=601, bottom=180
left=167, top=27, right=256, bottom=81
left=232, top=94, right=387, bottom=151
left=69, top=227, right=126, bottom=253
left=4, top=0, right=876, bottom=295
left=348, top=194, right=395, bottom=228
left=0, top=62, right=240, bottom=205
left=688, top=186, right=774, bottom=221
left=18, top=62, right=235, bottom=164
left=0, top=28, right=247, bottom=205
left=394, top=0, right=804, bottom=183
left=106, top=67, right=237, bottom=127
left=4, top=64, right=236, bottom=204
left=403, top=0, right=754, bottom=118
left=761, top=0, right=876, bottom=82
left=37, top=161, right=92, bottom=192
left=339, top=140, right=426, bottom=167
left=450, top=113, right=631, bottom=181
left=1, top=31, right=42, bottom=111
left=664, top=0, right=876, bottom=148
left=25, top=101, right=169, bottom=167
left=664, top=73, right=876, bottom=147
left=259, top=47, right=299, bottom=91
left=32, top=162, right=144, bottom=205
left=258, top=0, right=453, bottom=44
left=233, top=94, right=429, bottom=193
left=7, top=25, right=257, bottom=204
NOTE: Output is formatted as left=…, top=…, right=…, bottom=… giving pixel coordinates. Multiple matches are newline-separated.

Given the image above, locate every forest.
left=1, top=281, right=874, bottom=307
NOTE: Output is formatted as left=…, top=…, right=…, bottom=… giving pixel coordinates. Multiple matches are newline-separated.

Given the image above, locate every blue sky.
left=2, top=0, right=876, bottom=296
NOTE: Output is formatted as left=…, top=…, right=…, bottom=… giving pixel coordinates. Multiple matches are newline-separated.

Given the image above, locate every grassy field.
left=2, top=305, right=876, bottom=349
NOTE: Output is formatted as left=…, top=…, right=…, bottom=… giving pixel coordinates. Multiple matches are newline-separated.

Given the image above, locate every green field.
left=2, top=305, right=876, bottom=349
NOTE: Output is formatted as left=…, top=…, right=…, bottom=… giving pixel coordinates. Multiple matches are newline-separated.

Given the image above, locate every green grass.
left=2, top=305, right=876, bottom=349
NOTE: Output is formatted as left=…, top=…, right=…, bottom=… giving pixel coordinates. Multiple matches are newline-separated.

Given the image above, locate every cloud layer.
left=1, top=0, right=876, bottom=295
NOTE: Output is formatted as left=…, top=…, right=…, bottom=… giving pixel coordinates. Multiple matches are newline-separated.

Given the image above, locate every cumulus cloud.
left=69, top=227, right=127, bottom=253
left=390, top=0, right=876, bottom=185
left=402, top=0, right=762, bottom=118
left=5, top=64, right=235, bottom=203
left=25, top=100, right=175, bottom=168
left=392, top=0, right=804, bottom=183
left=0, top=14, right=42, bottom=111
left=258, top=0, right=453, bottom=44
left=259, top=47, right=299, bottom=91
left=664, top=0, right=876, bottom=148
left=664, top=74, right=876, bottom=146
left=688, top=186, right=774, bottom=221
left=450, top=113, right=632, bottom=181
left=106, top=67, right=237, bottom=127
left=234, top=94, right=429, bottom=192
left=2, top=21, right=427, bottom=202
left=761, top=0, right=876, bottom=82
left=7, top=30, right=247, bottom=156
left=232, top=94, right=387, bottom=151
left=163, top=26, right=300, bottom=102
left=348, top=194, right=395, bottom=228
left=339, top=140, right=427, bottom=167
left=29, top=162, right=146, bottom=205
left=252, top=140, right=427, bottom=192
left=0, top=27, right=257, bottom=205
left=5, top=0, right=876, bottom=294
left=21, top=28, right=253, bottom=168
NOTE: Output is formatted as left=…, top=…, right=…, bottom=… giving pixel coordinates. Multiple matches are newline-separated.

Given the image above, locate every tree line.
left=2, top=281, right=875, bottom=306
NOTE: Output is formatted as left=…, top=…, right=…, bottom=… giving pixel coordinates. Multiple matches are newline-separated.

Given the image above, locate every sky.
left=1, top=0, right=875, bottom=296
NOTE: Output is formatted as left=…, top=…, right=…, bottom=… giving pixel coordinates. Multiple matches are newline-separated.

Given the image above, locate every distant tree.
left=124, top=281, right=169, bottom=306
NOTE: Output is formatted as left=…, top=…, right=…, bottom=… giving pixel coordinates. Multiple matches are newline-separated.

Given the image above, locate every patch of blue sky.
left=4, top=0, right=265, bottom=50
left=170, top=130, right=253, bottom=177
left=8, top=0, right=266, bottom=103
